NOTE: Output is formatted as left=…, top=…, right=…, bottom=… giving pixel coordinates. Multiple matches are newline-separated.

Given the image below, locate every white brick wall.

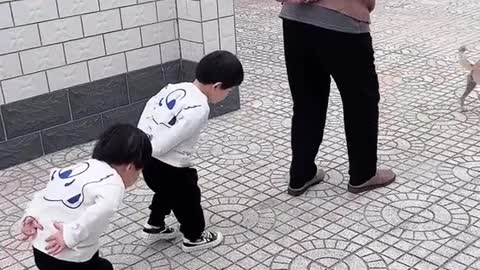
left=179, top=20, right=203, bottom=43
left=201, top=0, right=218, bottom=21
left=11, top=0, right=58, bottom=26
left=100, top=0, right=136, bottom=10
left=47, top=62, right=90, bottom=91
left=2, top=72, right=49, bottom=103
left=180, top=40, right=204, bottom=62
left=141, top=21, right=176, bottom=46
left=157, top=0, right=177, bottom=21
left=218, top=0, right=234, bottom=17
left=64, top=35, right=105, bottom=63
left=178, top=0, right=238, bottom=58
left=0, top=3, right=13, bottom=29
left=0, top=84, right=4, bottom=105
left=0, top=0, right=237, bottom=104
left=161, top=40, right=180, bottom=63
left=0, top=54, right=22, bottom=81
left=39, top=17, right=83, bottom=45
left=177, top=0, right=201, bottom=21
left=219, top=16, right=236, bottom=54
left=88, top=53, right=126, bottom=81
left=82, top=9, right=122, bottom=36
left=0, top=25, right=41, bottom=55
left=20, top=44, right=65, bottom=74
left=104, top=28, right=142, bottom=54
left=121, top=2, right=157, bottom=28
left=57, top=0, right=99, bottom=17
left=203, top=20, right=220, bottom=54
left=126, top=45, right=161, bottom=71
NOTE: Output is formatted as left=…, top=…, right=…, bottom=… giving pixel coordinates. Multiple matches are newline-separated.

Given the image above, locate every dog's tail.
left=459, top=46, right=474, bottom=71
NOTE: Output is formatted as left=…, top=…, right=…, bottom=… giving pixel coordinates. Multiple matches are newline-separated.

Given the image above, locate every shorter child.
left=21, top=124, right=152, bottom=270
left=138, top=50, right=244, bottom=252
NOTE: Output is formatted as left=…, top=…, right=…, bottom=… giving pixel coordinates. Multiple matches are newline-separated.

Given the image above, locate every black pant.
left=34, top=248, right=113, bottom=270
left=142, top=157, right=205, bottom=241
left=283, top=19, right=379, bottom=187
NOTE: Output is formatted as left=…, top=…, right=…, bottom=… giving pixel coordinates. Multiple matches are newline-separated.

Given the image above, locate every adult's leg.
left=283, top=19, right=332, bottom=189
left=329, top=32, right=379, bottom=185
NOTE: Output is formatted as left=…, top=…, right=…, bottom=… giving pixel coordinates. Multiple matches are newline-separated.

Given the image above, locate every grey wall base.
left=0, top=60, right=241, bottom=170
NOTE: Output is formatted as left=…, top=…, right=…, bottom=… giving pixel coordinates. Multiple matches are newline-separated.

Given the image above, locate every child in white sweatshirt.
left=21, top=124, right=152, bottom=270
left=137, top=50, right=244, bottom=252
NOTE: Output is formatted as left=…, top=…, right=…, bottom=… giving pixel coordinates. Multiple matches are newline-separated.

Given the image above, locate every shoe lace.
left=163, top=226, right=174, bottom=233
left=201, top=231, right=215, bottom=241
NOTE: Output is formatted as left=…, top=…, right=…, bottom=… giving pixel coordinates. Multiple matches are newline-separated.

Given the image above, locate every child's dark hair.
left=92, top=124, right=152, bottom=169
left=195, top=50, right=244, bottom=90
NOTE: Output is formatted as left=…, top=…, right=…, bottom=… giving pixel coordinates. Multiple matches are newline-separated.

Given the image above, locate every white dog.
left=458, top=46, right=480, bottom=111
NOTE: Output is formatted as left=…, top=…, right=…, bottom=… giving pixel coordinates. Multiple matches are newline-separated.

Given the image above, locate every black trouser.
left=142, top=157, right=205, bottom=241
left=33, top=248, right=113, bottom=270
left=283, top=19, right=379, bottom=187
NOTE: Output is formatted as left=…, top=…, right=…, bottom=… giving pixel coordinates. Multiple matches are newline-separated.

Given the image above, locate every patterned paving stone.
left=39, top=147, right=90, bottom=167
left=197, top=136, right=274, bottom=165
left=101, top=244, right=171, bottom=269
left=365, top=193, right=470, bottom=241
left=378, top=131, right=426, bottom=161
left=0, top=211, right=31, bottom=252
left=405, top=106, right=480, bottom=130
left=0, top=169, right=37, bottom=201
left=270, top=240, right=388, bottom=269
left=438, top=156, right=480, bottom=192
left=204, top=197, right=276, bottom=245
left=123, top=176, right=154, bottom=203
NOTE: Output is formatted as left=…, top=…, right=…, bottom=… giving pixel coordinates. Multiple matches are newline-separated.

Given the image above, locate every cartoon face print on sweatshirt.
left=148, top=88, right=187, bottom=129
left=42, top=162, right=113, bottom=209
left=142, top=85, right=205, bottom=141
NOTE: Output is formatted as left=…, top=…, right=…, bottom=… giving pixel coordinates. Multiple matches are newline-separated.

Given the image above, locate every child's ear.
left=213, top=82, right=223, bottom=90
left=126, top=163, right=136, bottom=171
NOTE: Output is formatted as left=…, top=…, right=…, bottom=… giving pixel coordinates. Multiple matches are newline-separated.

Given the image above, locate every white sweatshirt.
left=22, top=159, right=124, bottom=262
left=137, top=83, right=210, bottom=167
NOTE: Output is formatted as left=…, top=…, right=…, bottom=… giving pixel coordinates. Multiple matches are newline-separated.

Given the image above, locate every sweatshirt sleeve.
left=22, top=189, right=46, bottom=221
left=22, top=168, right=58, bottom=221
left=62, top=183, right=124, bottom=248
left=150, top=105, right=209, bottom=157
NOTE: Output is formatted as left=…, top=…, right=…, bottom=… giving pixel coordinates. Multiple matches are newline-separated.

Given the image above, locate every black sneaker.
left=182, top=231, right=224, bottom=252
left=142, top=224, right=180, bottom=241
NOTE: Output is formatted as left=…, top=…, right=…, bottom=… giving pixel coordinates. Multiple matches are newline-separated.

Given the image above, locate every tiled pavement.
left=2, top=0, right=480, bottom=269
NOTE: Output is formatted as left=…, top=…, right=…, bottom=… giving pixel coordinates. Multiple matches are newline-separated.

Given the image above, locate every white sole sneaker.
left=142, top=226, right=180, bottom=242
left=182, top=231, right=224, bottom=252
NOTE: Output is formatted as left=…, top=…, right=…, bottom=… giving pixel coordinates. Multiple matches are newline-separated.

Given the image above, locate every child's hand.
left=45, top=222, right=67, bottom=256
left=21, top=216, right=43, bottom=241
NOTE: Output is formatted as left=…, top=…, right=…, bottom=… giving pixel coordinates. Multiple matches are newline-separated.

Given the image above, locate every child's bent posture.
left=138, top=50, right=244, bottom=252
left=21, top=124, right=152, bottom=270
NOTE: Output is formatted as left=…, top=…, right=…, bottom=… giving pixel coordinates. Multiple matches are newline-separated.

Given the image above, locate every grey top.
left=279, top=4, right=370, bottom=34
